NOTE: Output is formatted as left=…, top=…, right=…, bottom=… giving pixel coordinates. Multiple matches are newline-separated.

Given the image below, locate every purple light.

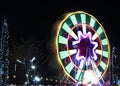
left=72, top=31, right=98, bottom=66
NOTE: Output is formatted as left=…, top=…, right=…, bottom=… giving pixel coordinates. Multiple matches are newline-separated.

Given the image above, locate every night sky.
left=0, top=1, right=119, bottom=48
left=0, top=0, right=120, bottom=84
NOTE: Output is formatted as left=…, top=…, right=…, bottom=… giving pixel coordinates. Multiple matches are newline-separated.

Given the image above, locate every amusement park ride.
left=56, top=11, right=117, bottom=86
left=0, top=11, right=119, bottom=85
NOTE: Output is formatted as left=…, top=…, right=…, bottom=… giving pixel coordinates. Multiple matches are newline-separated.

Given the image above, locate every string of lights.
left=111, top=46, right=117, bottom=85
left=0, top=19, right=9, bottom=86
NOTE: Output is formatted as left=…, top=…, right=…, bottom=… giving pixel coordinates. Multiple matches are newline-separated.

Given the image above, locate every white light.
left=13, top=75, right=16, bottom=78
left=82, top=70, right=99, bottom=85
left=31, top=65, right=36, bottom=69
left=16, top=59, right=22, bottom=64
left=31, top=57, right=36, bottom=62
left=34, top=76, right=41, bottom=82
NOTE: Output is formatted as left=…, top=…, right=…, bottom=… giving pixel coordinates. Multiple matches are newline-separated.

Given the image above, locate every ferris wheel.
left=56, top=11, right=110, bottom=84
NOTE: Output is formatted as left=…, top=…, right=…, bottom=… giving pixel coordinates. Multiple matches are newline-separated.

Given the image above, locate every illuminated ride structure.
left=56, top=11, right=111, bottom=85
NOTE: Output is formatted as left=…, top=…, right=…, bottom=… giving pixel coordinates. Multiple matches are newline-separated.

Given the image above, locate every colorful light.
left=72, top=30, right=98, bottom=62
left=56, top=11, right=110, bottom=84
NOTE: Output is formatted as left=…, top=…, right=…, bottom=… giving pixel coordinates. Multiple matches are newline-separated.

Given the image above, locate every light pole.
left=16, top=57, right=36, bottom=85
left=27, top=57, right=36, bottom=85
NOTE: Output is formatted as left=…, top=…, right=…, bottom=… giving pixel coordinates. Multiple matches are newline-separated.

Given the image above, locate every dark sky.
left=0, top=0, right=120, bottom=84
left=0, top=1, right=120, bottom=48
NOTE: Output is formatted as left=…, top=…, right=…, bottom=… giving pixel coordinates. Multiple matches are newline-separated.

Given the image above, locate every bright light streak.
left=95, top=49, right=102, bottom=55
left=31, top=57, right=36, bottom=62
left=92, top=32, right=98, bottom=41
left=34, top=76, right=41, bottom=82
left=82, top=24, right=86, bottom=34
left=16, top=59, right=22, bottom=64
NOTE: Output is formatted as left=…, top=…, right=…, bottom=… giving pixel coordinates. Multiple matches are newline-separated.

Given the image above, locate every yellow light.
left=46, top=78, right=48, bottom=81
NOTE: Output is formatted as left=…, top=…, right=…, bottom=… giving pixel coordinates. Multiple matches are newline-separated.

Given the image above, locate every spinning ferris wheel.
left=56, top=11, right=110, bottom=84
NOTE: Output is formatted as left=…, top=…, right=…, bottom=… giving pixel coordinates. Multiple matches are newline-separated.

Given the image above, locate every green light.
left=97, top=26, right=103, bottom=35
left=59, top=50, right=69, bottom=59
left=62, top=22, right=77, bottom=40
left=62, top=22, right=71, bottom=33
left=75, top=70, right=82, bottom=81
left=103, top=51, right=108, bottom=58
left=90, top=17, right=95, bottom=28
left=59, top=49, right=77, bottom=59
left=80, top=14, right=86, bottom=24
left=95, top=68, right=101, bottom=78
left=70, top=14, right=77, bottom=25
left=58, top=35, right=67, bottom=44
left=100, top=61, right=106, bottom=70
left=79, top=73, right=83, bottom=81
left=102, top=38, right=108, bottom=45
left=65, top=62, right=74, bottom=74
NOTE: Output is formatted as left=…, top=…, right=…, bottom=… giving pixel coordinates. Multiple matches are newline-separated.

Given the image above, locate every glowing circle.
left=56, top=11, right=110, bottom=83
